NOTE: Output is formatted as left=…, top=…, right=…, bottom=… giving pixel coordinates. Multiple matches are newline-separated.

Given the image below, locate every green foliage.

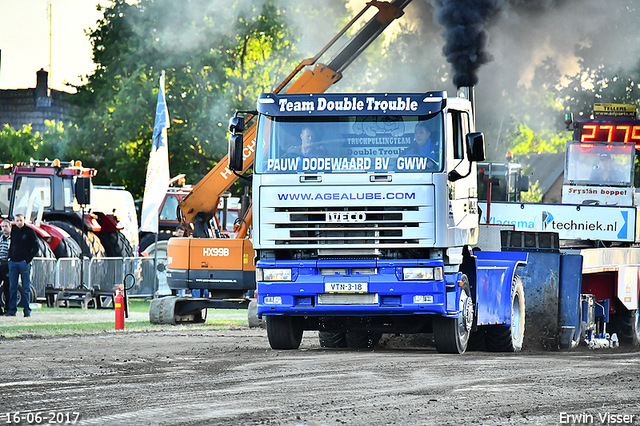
left=520, top=180, right=543, bottom=203
left=0, top=124, right=38, bottom=168
left=505, top=124, right=570, bottom=155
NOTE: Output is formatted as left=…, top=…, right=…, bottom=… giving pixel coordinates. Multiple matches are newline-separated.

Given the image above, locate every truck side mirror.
left=467, top=132, right=485, bottom=162
left=520, top=175, right=530, bottom=192
left=228, top=134, right=244, bottom=172
left=228, top=116, right=245, bottom=134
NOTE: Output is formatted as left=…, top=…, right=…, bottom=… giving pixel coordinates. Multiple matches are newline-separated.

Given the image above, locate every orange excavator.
left=150, top=0, right=414, bottom=324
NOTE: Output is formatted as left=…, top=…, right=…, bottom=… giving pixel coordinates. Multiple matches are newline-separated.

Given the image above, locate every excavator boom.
left=178, top=0, right=413, bottom=233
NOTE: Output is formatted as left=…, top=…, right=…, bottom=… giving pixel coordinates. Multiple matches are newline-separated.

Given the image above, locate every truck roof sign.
left=257, top=92, right=447, bottom=117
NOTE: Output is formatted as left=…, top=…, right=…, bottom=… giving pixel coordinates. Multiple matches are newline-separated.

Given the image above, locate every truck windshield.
left=565, top=141, right=634, bottom=186
left=255, top=113, right=443, bottom=174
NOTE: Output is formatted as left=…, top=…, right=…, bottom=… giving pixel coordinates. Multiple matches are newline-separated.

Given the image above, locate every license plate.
left=324, top=282, right=368, bottom=293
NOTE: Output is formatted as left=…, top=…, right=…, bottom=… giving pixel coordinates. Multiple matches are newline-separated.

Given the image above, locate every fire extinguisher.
left=115, top=289, right=125, bottom=330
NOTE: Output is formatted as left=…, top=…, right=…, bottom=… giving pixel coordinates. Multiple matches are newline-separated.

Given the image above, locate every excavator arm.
left=178, top=0, right=413, bottom=236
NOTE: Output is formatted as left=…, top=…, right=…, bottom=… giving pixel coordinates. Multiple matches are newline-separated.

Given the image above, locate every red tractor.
left=7, top=159, right=134, bottom=258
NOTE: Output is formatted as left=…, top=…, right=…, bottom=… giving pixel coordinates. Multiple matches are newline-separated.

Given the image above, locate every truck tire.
left=609, top=308, right=640, bottom=347
left=99, top=231, right=134, bottom=257
left=345, top=330, right=382, bottom=349
left=247, top=299, right=264, bottom=328
left=433, top=276, right=473, bottom=354
left=318, top=331, right=347, bottom=348
left=53, top=237, right=82, bottom=259
left=1, top=284, right=38, bottom=307
left=266, top=315, right=303, bottom=350
left=486, top=275, right=525, bottom=352
left=48, top=221, right=106, bottom=258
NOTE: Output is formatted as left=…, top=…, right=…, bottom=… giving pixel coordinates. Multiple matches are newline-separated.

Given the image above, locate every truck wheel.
left=266, top=316, right=303, bottom=350
left=318, top=331, right=347, bottom=348
left=53, top=237, right=82, bottom=259
left=99, top=231, right=134, bottom=257
left=4, top=284, right=38, bottom=306
left=247, top=299, right=264, bottom=328
left=609, top=308, right=640, bottom=347
left=433, top=276, right=473, bottom=354
left=345, top=330, right=382, bottom=349
left=48, top=221, right=106, bottom=258
left=486, top=275, right=525, bottom=352
left=139, top=232, right=172, bottom=254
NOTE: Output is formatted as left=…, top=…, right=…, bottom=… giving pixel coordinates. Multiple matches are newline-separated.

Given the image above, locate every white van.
left=90, top=186, right=139, bottom=252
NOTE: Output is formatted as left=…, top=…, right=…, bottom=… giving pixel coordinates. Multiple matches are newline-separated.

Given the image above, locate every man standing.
left=6, top=214, right=39, bottom=317
left=0, top=220, right=10, bottom=315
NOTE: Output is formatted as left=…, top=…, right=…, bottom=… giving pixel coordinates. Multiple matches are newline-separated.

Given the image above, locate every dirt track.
left=1, top=323, right=640, bottom=426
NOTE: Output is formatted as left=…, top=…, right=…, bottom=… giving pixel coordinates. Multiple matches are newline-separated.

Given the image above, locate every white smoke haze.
left=112, top=0, right=640, bottom=160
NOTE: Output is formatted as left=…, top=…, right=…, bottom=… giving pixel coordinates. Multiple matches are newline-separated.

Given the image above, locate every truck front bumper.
left=256, top=259, right=462, bottom=318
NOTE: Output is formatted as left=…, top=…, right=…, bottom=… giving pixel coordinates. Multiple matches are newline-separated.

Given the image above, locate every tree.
left=0, top=124, right=38, bottom=168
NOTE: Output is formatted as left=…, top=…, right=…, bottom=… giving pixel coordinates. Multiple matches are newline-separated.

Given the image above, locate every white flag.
left=140, top=71, right=170, bottom=232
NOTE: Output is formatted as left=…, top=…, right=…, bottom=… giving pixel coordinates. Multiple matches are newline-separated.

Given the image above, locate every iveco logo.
left=326, top=212, right=366, bottom=222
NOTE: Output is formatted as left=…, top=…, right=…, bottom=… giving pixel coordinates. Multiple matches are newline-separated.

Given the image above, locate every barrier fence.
left=30, top=256, right=169, bottom=300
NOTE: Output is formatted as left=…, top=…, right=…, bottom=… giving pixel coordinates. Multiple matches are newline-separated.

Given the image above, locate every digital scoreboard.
left=574, top=103, right=640, bottom=146
left=579, top=122, right=640, bottom=144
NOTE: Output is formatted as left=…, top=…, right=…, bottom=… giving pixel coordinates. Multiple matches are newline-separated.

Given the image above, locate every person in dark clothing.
left=285, top=126, right=328, bottom=158
left=401, top=121, right=438, bottom=158
left=0, top=219, right=11, bottom=315
left=6, top=214, right=39, bottom=317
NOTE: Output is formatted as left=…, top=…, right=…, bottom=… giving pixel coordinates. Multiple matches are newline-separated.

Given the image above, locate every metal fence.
left=31, top=256, right=168, bottom=300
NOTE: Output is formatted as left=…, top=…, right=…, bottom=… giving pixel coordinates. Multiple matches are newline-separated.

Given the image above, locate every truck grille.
left=262, top=205, right=434, bottom=247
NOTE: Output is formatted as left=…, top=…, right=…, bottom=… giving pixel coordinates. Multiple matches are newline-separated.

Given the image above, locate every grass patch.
left=0, top=299, right=249, bottom=339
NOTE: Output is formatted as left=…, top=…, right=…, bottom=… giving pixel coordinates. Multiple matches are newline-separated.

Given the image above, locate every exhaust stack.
left=457, top=86, right=476, bottom=128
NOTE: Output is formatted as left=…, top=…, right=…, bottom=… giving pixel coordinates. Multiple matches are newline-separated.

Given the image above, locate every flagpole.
left=153, top=227, right=159, bottom=297
left=140, top=69, right=171, bottom=298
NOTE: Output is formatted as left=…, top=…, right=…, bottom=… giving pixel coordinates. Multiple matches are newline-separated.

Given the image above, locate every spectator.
left=6, top=214, right=39, bottom=317
left=0, top=220, right=10, bottom=315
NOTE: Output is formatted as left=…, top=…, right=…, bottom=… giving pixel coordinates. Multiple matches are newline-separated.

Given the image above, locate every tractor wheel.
left=433, top=275, right=473, bottom=354
left=36, top=236, right=56, bottom=259
left=53, top=237, right=82, bottom=259
left=266, top=315, right=303, bottom=350
left=345, top=330, right=382, bottom=349
left=99, top=231, right=134, bottom=257
left=48, top=221, right=106, bottom=258
left=486, top=275, right=526, bottom=352
left=318, top=331, right=347, bottom=348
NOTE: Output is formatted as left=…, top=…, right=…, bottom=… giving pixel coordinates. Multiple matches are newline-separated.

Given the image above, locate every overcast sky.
left=0, top=0, right=103, bottom=92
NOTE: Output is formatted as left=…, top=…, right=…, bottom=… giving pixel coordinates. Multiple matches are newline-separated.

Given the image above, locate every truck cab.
left=233, top=90, right=525, bottom=353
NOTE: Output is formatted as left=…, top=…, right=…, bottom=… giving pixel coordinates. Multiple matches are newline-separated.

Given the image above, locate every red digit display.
left=580, top=122, right=640, bottom=144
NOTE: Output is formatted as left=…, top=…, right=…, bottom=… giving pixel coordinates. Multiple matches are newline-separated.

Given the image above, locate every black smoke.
left=432, top=0, right=572, bottom=87
left=433, top=0, right=503, bottom=87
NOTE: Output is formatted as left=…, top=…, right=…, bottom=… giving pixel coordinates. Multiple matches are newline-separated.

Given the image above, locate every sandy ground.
left=1, top=308, right=639, bottom=426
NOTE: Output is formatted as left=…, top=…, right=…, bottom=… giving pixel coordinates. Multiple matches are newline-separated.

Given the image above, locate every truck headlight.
left=257, top=268, right=292, bottom=282
left=403, top=266, right=443, bottom=281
